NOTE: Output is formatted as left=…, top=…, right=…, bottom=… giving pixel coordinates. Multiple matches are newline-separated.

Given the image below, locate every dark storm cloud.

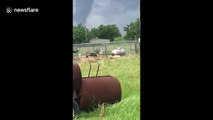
left=73, top=0, right=94, bottom=25
left=108, top=0, right=139, bottom=13
left=73, top=0, right=140, bottom=35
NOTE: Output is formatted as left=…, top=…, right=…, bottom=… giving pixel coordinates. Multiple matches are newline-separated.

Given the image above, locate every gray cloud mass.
left=73, top=0, right=140, bottom=36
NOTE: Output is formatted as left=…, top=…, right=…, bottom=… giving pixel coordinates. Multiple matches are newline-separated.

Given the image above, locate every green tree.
left=97, top=24, right=121, bottom=42
left=124, top=17, right=140, bottom=40
left=114, top=37, right=122, bottom=41
left=73, top=24, right=122, bottom=43
left=87, top=27, right=99, bottom=40
left=73, top=24, right=87, bottom=44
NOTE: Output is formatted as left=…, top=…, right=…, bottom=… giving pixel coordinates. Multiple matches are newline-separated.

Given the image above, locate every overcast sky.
left=73, top=0, right=140, bottom=36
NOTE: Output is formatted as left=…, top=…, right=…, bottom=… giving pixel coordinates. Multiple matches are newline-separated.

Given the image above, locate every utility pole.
left=85, top=25, right=87, bottom=43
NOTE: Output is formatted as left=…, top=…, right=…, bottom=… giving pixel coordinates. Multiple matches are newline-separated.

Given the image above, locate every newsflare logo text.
left=6, top=7, right=39, bottom=13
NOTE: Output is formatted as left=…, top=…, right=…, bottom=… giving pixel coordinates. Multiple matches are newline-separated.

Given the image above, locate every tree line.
left=73, top=17, right=140, bottom=44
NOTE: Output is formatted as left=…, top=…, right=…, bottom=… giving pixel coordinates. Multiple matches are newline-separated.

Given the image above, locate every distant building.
left=89, top=38, right=110, bottom=43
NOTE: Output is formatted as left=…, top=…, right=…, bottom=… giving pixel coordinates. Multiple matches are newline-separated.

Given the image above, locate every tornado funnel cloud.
left=73, top=0, right=94, bottom=25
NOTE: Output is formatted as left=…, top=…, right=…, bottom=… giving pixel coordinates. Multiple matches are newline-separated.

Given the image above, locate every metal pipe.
left=79, top=76, right=122, bottom=110
left=96, top=62, right=100, bottom=77
left=73, top=64, right=82, bottom=95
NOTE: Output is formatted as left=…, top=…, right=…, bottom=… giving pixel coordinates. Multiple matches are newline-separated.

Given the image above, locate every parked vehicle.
left=112, top=47, right=126, bottom=56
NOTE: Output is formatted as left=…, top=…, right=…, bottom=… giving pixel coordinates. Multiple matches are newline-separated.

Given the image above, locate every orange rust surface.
left=79, top=76, right=121, bottom=110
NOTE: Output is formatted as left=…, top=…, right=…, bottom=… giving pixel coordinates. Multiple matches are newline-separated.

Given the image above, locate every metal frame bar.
left=87, top=57, right=100, bottom=77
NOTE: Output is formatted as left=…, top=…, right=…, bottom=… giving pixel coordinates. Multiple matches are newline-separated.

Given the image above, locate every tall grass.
left=74, top=54, right=140, bottom=120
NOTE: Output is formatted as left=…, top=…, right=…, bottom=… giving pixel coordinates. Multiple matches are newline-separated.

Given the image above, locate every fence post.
left=105, top=44, right=107, bottom=56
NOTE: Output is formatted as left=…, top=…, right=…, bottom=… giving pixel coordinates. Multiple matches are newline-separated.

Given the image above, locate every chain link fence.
left=73, top=40, right=140, bottom=57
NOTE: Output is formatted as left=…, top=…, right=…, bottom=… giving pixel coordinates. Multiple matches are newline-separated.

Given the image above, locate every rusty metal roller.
left=73, top=64, right=82, bottom=95
left=79, top=76, right=122, bottom=110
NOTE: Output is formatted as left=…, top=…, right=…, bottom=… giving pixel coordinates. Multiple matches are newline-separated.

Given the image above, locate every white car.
left=112, top=48, right=126, bottom=56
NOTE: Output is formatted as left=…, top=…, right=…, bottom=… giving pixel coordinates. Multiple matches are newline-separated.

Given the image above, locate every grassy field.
left=74, top=54, right=141, bottom=120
